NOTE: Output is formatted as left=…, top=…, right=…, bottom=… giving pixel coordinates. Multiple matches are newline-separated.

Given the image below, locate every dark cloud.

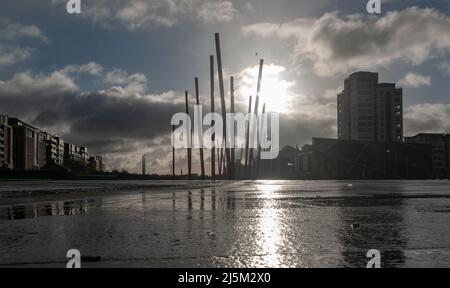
left=280, top=113, right=336, bottom=147
left=0, top=70, right=185, bottom=163
left=41, top=91, right=184, bottom=140
left=0, top=71, right=77, bottom=118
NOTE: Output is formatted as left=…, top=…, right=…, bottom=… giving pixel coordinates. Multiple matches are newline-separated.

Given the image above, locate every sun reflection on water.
left=253, top=182, right=284, bottom=267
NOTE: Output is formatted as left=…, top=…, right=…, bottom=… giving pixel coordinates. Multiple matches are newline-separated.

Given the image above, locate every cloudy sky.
left=1, top=0, right=450, bottom=174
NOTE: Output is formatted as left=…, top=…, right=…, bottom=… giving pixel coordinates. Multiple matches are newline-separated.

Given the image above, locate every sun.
left=238, top=64, right=293, bottom=113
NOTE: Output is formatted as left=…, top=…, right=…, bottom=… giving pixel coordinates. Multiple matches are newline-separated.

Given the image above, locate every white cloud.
left=398, top=72, right=431, bottom=88
left=58, top=63, right=148, bottom=96
left=197, top=1, right=237, bottom=24
left=104, top=68, right=144, bottom=84
left=0, top=71, right=78, bottom=97
left=115, top=0, right=178, bottom=29
left=0, top=18, right=47, bottom=68
left=0, top=45, right=33, bottom=67
left=104, top=68, right=148, bottom=94
left=52, top=0, right=239, bottom=30
left=242, top=2, right=255, bottom=13
left=60, top=62, right=104, bottom=76
left=404, top=103, right=450, bottom=135
left=242, top=7, right=450, bottom=77
left=0, top=18, right=47, bottom=42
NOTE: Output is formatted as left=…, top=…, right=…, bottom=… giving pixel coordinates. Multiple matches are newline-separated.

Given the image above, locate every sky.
left=0, top=0, right=450, bottom=174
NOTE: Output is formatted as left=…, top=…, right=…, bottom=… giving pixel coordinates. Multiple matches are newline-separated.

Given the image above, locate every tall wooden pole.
left=142, top=154, right=146, bottom=175
left=249, top=59, right=264, bottom=177
left=237, top=148, right=243, bottom=179
left=237, top=95, right=250, bottom=179
left=230, top=76, right=235, bottom=179
left=215, top=33, right=231, bottom=180
left=255, top=103, right=266, bottom=179
left=210, top=55, right=216, bottom=180
left=218, top=147, right=223, bottom=176
left=195, top=77, right=206, bottom=180
left=244, top=95, right=253, bottom=176
left=185, top=90, right=192, bottom=180
left=172, top=124, right=176, bottom=178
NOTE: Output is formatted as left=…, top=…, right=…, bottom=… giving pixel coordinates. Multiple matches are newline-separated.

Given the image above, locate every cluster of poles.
left=171, top=33, right=267, bottom=180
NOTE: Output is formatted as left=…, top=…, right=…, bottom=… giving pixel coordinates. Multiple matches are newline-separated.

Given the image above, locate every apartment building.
left=43, top=133, right=65, bottom=166
left=7, top=117, right=47, bottom=170
left=0, top=115, right=13, bottom=169
left=64, top=143, right=88, bottom=164
left=337, top=72, right=403, bottom=142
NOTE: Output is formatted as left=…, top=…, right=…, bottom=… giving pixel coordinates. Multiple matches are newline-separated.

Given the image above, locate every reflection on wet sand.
left=254, top=183, right=283, bottom=267
left=0, top=199, right=102, bottom=220
left=1, top=180, right=450, bottom=267
left=335, top=183, right=407, bottom=267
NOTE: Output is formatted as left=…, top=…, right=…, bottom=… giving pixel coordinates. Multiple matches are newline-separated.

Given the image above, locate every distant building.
left=64, top=143, right=88, bottom=164
left=89, top=156, right=104, bottom=173
left=0, top=115, right=13, bottom=169
left=405, top=133, right=450, bottom=179
left=262, top=145, right=300, bottom=179
left=43, top=133, right=65, bottom=166
left=7, top=117, right=47, bottom=170
left=0, top=114, right=104, bottom=173
left=297, top=138, right=431, bottom=180
left=80, top=147, right=88, bottom=163
left=337, top=72, right=403, bottom=142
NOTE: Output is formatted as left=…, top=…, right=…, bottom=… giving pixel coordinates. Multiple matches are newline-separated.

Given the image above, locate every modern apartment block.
left=0, top=114, right=105, bottom=172
left=64, top=143, right=88, bottom=164
left=7, top=117, right=47, bottom=170
left=0, top=115, right=13, bottom=169
left=405, top=133, right=450, bottom=179
left=89, top=156, right=105, bottom=173
left=43, top=133, right=65, bottom=166
left=337, top=72, right=403, bottom=142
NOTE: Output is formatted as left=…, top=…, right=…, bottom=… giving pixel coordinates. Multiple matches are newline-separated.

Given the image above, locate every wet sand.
left=1, top=180, right=450, bottom=268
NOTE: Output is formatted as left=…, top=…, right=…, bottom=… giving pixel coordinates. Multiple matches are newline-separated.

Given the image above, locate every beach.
left=1, top=180, right=450, bottom=268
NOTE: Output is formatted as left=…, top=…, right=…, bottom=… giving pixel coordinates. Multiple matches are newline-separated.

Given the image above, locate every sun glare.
left=238, top=64, right=294, bottom=113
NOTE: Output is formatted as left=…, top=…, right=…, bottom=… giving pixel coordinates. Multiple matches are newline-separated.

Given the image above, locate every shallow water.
left=1, top=180, right=450, bottom=268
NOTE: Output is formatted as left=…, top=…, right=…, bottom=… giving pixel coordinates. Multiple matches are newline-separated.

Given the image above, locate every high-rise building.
left=7, top=117, right=47, bottom=170
left=337, top=72, right=403, bottom=142
left=0, top=115, right=13, bottom=169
